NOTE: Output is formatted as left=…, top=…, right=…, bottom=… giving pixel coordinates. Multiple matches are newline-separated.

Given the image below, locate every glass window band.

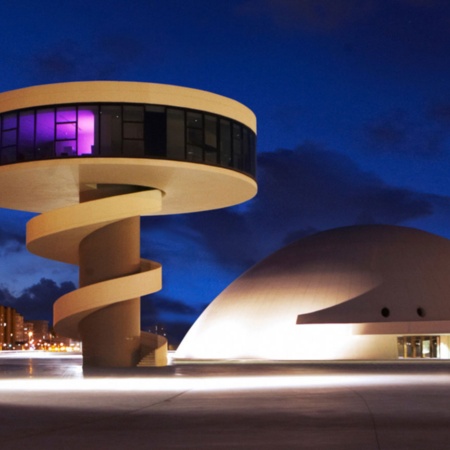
left=0, top=103, right=256, bottom=178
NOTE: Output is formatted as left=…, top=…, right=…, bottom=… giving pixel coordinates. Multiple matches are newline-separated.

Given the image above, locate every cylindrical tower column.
left=79, top=216, right=141, bottom=368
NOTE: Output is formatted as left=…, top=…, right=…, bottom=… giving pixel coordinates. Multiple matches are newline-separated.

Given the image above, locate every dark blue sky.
left=1, top=0, right=450, bottom=342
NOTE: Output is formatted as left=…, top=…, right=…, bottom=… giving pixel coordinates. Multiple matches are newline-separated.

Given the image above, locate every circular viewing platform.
left=0, top=82, right=257, bottom=213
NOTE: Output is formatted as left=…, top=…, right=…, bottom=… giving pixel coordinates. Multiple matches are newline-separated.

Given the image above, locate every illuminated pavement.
left=1, top=353, right=450, bottom=449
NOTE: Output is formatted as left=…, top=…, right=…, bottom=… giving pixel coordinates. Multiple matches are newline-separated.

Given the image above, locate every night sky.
left=1, top=1, right=450, bottom=343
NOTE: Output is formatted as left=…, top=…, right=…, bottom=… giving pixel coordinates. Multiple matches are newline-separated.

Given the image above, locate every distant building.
left=27, top=320, right=49, bottom=343
left=0, top=305, right=23, bottom=349
left=14, top=313, right=25, bottom=343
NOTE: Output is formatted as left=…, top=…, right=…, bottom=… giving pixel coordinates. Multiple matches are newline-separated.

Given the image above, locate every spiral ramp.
left=26, top=187, right=168, bottom=368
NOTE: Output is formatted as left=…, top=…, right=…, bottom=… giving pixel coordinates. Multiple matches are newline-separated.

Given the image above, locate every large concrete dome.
left=176, top=225, right=450, bottom=361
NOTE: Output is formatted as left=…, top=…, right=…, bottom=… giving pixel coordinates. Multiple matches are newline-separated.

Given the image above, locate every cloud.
left=253, top=145, right=433, bottom=230
left=237, top=0, right=450, bottom=74
left=29, top=34, right=148, bottom=83
left=142, top=293, right=200, bottom=319
left=237, top=0, right=377, bottom=32
left=0, top=210, right=33, bottom=252
left=1, top=278, right=76, bottom=321
left=428, top=101, right=450, bottom=127
left=364, top=109, right=449, bottom=158
left=0, top=226, right=25, bottom=255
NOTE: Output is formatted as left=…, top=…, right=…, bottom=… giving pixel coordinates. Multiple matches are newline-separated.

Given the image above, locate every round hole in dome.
left=417, top=307, right=426, bottom=318
left=381, top=307, right=390, bottom=318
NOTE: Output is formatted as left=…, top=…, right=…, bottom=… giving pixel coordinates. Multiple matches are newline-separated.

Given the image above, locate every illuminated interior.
left=0, top=102, right=256, bottom=178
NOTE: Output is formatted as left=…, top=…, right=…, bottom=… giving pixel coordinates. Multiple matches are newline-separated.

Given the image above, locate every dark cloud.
left=428, top=102, right=450, bottom=127
left=0, top=226, right=25, bottom=255
left=34, top=45, right=79, bottom=80
left=238, top=0, right=450, bottom=36
left=365, top=111, right=407, bottom=148
left=253, top=146, right=433, bottom=232
left=1, top=278, right=76, bottom=321
left=237, top=0, right=376, bottom=32
left=238, top=0, right=450, bottom=74
left=141, top=293, right=203, bottom=343
left=364, top=109, right=448, bottom=158
left=30, top=34, right=148, bottom=83
left=0, top=287, right=15, bottom=304
left=142, top=293, right=199, bottom=319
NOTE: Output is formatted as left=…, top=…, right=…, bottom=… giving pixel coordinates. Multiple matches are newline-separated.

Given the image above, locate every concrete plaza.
left=1, top=352, right=450, bottom=449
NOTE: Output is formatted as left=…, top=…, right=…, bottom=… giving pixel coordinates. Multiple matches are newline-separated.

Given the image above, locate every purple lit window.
left=77, top=108, right=96, bottom=155
left=56, top=107, right=76, bottom=123
left=18, top=111, right=35, bottom=160
left=2, top=113, right=17, bottom=130
left=36, top=109, right=55, bottom=157
left=2, top=129, right=16, bottom=147
left=56, top=123, right=76, bottom=140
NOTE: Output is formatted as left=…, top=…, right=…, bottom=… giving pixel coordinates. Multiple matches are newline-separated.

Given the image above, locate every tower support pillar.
left=79, top=216, right=141, bottom=368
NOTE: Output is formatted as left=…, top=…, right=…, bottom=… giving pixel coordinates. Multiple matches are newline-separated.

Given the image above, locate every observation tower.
left=0, top=81, right=257, bottom=367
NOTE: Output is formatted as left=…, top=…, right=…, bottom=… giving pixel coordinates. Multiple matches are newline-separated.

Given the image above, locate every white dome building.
left=176, top=225, right=450, bottom=361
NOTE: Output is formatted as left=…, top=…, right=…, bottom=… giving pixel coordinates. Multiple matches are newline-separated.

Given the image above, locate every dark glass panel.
left=123, top=139, right=145, bottom=156
left=187, top=127, right=203, bottom=146
left=2, top=113, right=17, bottom=130
left=166, top=108, right=185, bottom=160
left=78, top=106, right=97, bottom=155
left=249, top=131, right=256, bottom=176
left=187, top=112, right=202, bottom=129
left=100, top=105, right=122, bottom=156
left=233, top=123, right=243, bottom=170
left=36, top=109, right=55, bottom=158
left=219, top=119, right=231, bottom=166
left=145, top=110, right=166, bottom=157
left=18, top=110, right=35, bottom=161
left=123, top=122, right=144, bottom=139
left=56, top=122, right=76, bottom=140
left=242, top=127, right=250, bottom=173
left=0, top=147, right=17, bottom=164
left=2, top=129, right=16, bottom=147
left=56, top=107, right=76, bottom=123
left=204, top=147, right=218, bottom=164
left=187, top=145, right=203, bottom=162
left=204, top=114, right=218, bottom=163
left=204, top=115, right=217, bottom=149
left=123, top=105, right=144, bottom=122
